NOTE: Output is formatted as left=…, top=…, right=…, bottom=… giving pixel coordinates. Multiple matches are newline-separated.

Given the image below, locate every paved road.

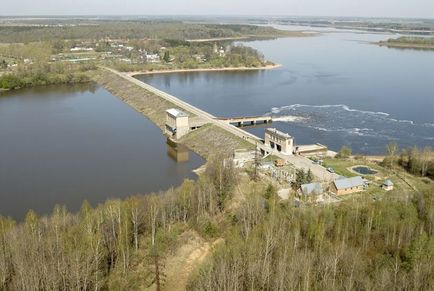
left=103, top=67, right=338, bottom=181
left=103, top=67, right=261, bottom=143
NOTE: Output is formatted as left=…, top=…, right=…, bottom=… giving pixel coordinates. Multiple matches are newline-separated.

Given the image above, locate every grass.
left=322, top=157, right=433, bottom=200
left=95, top=70, right=194, bottom=129
left=97, top=70, right=256, bottom=161
left=182, top=124, right=255, bottom=159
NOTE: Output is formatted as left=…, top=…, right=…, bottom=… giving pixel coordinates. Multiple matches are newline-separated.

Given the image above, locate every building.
left=382, top=179, right=394, bottom=191
left=146, top=53, right=161, bottom=63
left=264, top=128, right=294, bottom=155
left=299, top=182, right=324, bottom=201
left=165, top=108, right=190, bottom=139
left=295, top=143, right=328, bottom=157
left=331, top=176, right=365, bottom=195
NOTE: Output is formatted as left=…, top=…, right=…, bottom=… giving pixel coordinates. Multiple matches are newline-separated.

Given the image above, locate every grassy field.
left=323, top=157, right=433, bottom=200
left=182, top=124, right=254, bottom=158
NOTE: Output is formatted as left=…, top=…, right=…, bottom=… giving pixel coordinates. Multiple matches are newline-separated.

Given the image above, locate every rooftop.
left=166, top=108, right=188, bottom=118
left=296, top=144, right=328, bottom=152
left=383, top=179, right=394, bottom=186
left=333, top=176, right=364, bottom=190
left=265, top=128, right=292, bottom=139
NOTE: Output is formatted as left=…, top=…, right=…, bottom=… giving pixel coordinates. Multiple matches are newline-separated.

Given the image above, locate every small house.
left=331, top=176, right=364, bottom=195
left=382, top=179, right=394, bottom=191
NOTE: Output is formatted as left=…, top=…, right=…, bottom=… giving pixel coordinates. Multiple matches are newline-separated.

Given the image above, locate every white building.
left=146, top=54, right=161, bottom=63
left=165, top=109, right=190, bottom=139
left=264, top=128, right=294, bottom=155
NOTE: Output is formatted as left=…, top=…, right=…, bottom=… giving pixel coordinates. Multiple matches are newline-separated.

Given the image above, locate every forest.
left=0, top=22, right=277, bottom=90
left=0, top=154, right=433, bottom=290
left=0, top=21, right=293, bottom=43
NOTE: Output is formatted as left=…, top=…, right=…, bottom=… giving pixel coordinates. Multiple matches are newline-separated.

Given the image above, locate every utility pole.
left=253, top=142, right=261, bottom=181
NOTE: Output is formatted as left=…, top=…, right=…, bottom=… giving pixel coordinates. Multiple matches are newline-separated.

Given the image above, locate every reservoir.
left=137, top=27, right=434, bottom=154
left=1, top=26, right=433, bottom=219
left=0, top=84, right=203, bottom=219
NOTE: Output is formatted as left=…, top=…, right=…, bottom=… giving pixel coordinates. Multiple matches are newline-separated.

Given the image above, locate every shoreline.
left=126, top=63, right=282, bottom=77
left=377, top=42, right=434, bottom=50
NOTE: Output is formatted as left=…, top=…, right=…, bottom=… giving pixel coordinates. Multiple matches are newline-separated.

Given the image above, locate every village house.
left=70, top=47, right=94, bottom=52
left=146, top=53, right=161, bottom=63
left=331, top=176, right=365, bottom=195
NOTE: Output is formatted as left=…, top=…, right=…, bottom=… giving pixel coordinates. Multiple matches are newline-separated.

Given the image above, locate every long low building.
left=331, top=176, right=365, bottom=195
left=295, top=143, right=328, bottom=157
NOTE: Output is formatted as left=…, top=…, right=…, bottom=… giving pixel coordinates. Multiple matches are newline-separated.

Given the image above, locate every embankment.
left=95, top=70, right=253, bottom=158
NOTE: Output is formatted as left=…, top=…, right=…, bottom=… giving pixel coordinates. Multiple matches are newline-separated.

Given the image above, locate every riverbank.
left=378, top=42, right=434, bottom=50
left=377, top=36, right=434, bottom=50
left=185, top=31, right=311, bottom=42
left=126, top=63, right=282, bottom=77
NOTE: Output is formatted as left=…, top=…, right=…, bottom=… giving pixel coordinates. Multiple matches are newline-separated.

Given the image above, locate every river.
left=0, top=84, right=203, bottom=219
left=137, top=26, right=434, bottom=154
left=1, top=25, right=433, bottom=219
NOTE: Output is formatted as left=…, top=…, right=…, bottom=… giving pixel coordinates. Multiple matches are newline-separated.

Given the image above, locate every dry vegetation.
left=95, top=70, right=193, bottom=129
left=1, top=154, right=433, bottom=290
left=96, top=70, right=254, bottom=158
left=181, top=124, right=254, bottom=159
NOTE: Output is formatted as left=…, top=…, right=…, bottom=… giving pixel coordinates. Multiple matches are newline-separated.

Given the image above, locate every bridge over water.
left=218, top=116, right=272, bottom=127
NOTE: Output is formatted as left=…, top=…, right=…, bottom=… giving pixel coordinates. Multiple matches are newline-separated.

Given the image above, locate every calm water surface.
left=138, top=28, right=434, bottom=154
left=0, top=84, right=203, bottom=219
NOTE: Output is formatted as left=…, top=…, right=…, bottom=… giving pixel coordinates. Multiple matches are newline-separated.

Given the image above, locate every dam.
left=102, top=67, right=337, bottom=181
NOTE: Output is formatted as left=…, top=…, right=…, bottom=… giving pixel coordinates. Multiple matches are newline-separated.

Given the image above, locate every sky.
left=1, top=0, right=434, bottom=19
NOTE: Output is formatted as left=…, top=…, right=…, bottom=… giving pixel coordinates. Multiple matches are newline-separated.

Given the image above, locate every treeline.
left=188, top=186, right=434, bottom=290
left=0, top=62, right=95, bottom=90
left=113, top=43, right=267, bottom=72
left=1, top=153, right=433, bottom=290
left=382, top=144, right=434, bottom=179
left=0, top=21, right=291, bottom=43
left=386, top=36, right=434, bottom=45
left=0, top=155, right=237, bottom=290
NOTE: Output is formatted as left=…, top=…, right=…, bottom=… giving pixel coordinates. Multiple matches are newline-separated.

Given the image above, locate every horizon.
left=1, top=0, right=434, bottom=19
left=1, top=14, right=434, bottom=21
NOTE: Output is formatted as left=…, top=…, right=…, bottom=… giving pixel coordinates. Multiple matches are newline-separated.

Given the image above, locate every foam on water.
left=267, top=104, right=434, bottom=141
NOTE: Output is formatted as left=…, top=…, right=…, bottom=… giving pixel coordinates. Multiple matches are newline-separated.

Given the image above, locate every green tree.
left=163, top=51, right=170, bottom=63
left=337, top=145, right=352, bottom=159
left=306, top=169, right=314, bottom=183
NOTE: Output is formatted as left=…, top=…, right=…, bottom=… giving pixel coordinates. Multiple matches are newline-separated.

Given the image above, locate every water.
left=137, top=27, right=434, bottom=154
left=0, top=84, right=203, bottom=219
left=352, top=166, right=378, bottom=175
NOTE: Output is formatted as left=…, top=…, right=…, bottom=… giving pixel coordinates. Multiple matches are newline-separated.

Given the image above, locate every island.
left=378, top=36, right=434, bottom=50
